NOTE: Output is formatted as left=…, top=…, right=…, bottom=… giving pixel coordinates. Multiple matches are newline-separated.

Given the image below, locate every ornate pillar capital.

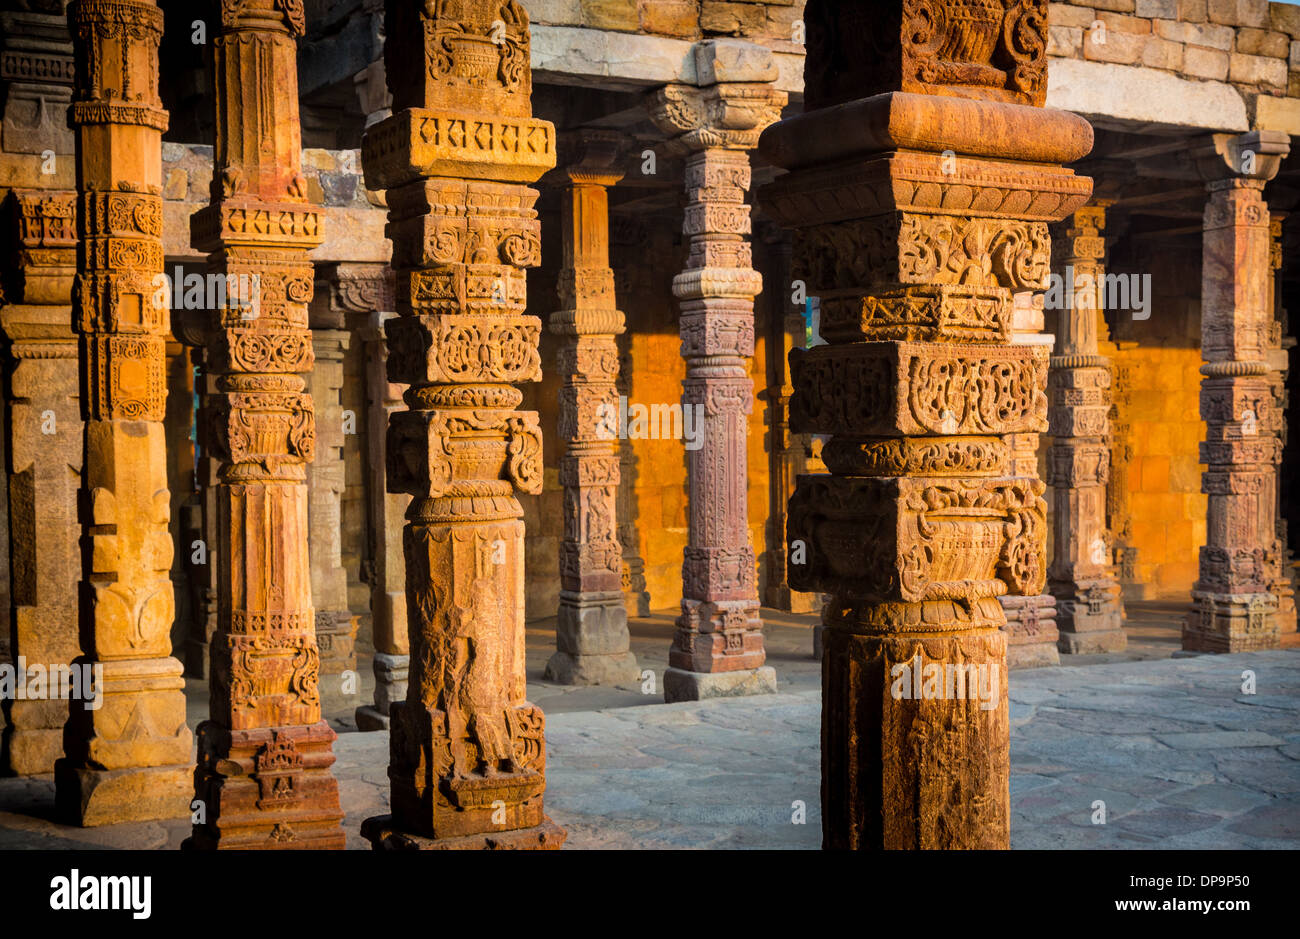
left=1194, top=131, right=1290, bottom=188
left=648, top=79, right=786, bottom=156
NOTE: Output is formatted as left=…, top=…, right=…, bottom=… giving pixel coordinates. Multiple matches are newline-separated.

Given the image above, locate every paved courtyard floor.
left=0, top=642, right=1296, bottom=849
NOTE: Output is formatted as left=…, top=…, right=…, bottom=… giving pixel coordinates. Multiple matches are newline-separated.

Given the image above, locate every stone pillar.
left=1, top=190, right=82, bottom=775
left=611, top=219, right=651, bottom=619
left=358, top=0, right=563, bottom=850
left=0, top=3, right=76, bottom=161
left=56, top=0, right=193, bottom=826
left=1047, top=204, right=1126, bottom=654
left=1185, top=131, right=1290, bottom=653
left=761, top=226, right=822, bottom=618
left=1002, top=292, right=1060, bottom=667
left=307, top=323, right=358, bottom=675
left=318, top=263, right=409, bottom=732
left=544, top=130, right=638, bottom=686
left=186, top=0, right=343, bottom=849
left=179, top=335, right=219, bottom=679
left=1267, top=213, right=1297, bottom=636
left=649, top=41, right=786, bottom=702
left=761, top=0, right=1092, bottom=848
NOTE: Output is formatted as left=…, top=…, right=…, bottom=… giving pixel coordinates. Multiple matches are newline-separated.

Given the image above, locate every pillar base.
left=1057, top=629, right=1128, bottom=654
left=54, top=760, right=191, bottom=827
left=822, top=622, right=1009, bottom=849
left=1055, top=580, right=1126, bottom=654
left=357, top=653, right=409, bottom=729
left=543, top=650, right=640, bottom=686
left=1001, top=595, right=1060, bottom=668
left=354, top=706, right=390, bottom=731
left=3, top=729, right=65, bottom=776
left=663, top=665, right=777, bottom=702
left=316, top=610, right=359, bottom=674
left=188, top=720, right=344, bottom=850
left=361, top=813, right=566, bottom=850
left=1184, top=591, right=1280, bottom=653
left=2, top=699, right=68, bottom=774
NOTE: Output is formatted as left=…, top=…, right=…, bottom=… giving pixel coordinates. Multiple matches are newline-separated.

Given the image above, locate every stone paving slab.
left=0, top=649, right=1295, bottom=850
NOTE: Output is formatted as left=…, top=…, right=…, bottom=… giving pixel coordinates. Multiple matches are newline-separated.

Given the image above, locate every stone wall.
left=522, top=0, right=804, bottom=49
left=1047, top=0, right=1300, bottom=129
left=1106, top=241, right=1209, bottom=599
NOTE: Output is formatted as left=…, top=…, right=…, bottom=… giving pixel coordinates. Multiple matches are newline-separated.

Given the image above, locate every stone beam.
left=1046, top=59, right=1249, bottom=134
left=358, top=0, right=563, bottom=850
left=186, top=0, right=344, bottom=850
left=529, top=25, right=806, bottom=95
left=761, top=0, right=1092, bottom=849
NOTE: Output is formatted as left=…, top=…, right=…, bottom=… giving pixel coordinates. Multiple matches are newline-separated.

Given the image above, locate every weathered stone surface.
left=761, top=0, right=1092, bottom=850
left=360, top=0, right=562, bottom=849
left=185, top=0, right=343, bottom=850
left=1047, top=58, right=1248, bottom=129
left=56, top=0, right=193, bottom=826
left=663, top=664, right=777, bottom=700
left=649, top=57, right=785, bottom=702
left=0, top=9, right=75, bottom=159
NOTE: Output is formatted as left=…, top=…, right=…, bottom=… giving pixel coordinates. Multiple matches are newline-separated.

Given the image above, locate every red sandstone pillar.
left=186, top=0, right=344, bottom=849
left=649, top=41, right=785, bottom=702
left=760, top=0, right=1092, bottom=848
left=1185, top=131, right=1291, bottom=653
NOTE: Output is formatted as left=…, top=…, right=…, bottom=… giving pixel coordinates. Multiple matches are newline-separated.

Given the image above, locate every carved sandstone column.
left=1185, top=132, right=1290, bottom=653
left=1266, top=214, right=1297, bottom=636
left=358, top=0, right=563, bottom=850
left=186, top=0, right=344, bottom=849
left=1, top=191, right=82, bottom=775
left=319, top=263, right=409, bottom=731
left=761, top=0, right=1092, bottom=848
left=649, top=41, right=785, bottom=702
left=56, top=0, right=193, bottom=826
left=1002, top=292, right=1060, bottom=667
left=307, top=323, right=358, bottom=675
left=1047, top=204, right=1126, bottom=653
left=544, top=130, right=638, bottom=686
